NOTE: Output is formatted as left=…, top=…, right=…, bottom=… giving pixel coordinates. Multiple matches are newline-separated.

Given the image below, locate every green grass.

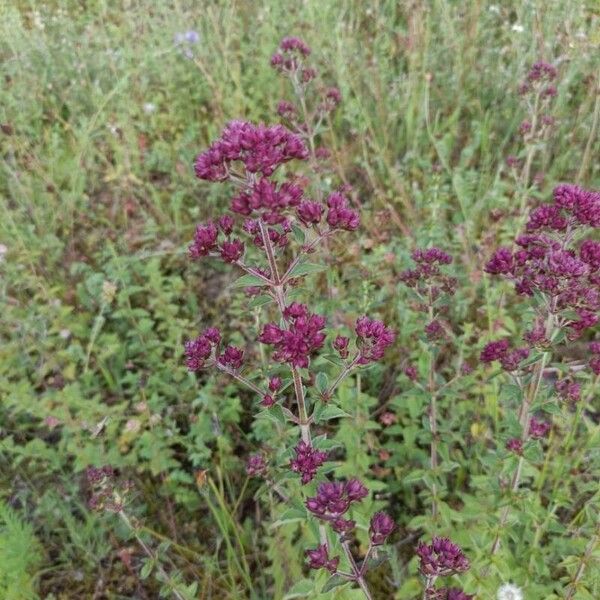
left=1, top=1, right=599, bottom=598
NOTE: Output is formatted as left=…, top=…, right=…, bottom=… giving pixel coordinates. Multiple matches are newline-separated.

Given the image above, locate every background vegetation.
left=1, top=1, right=598, bottom=598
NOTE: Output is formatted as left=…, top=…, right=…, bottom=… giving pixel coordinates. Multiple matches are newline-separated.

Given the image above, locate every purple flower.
left=480, top=339, right=510, bottom=363
left=259, top=304, right=326, bottom=368
left=218, top=345, right=244, bottom=370
left=425, top=319, right=445, bottom=341
left=527, top=61, right=557, bottom=82
left=416, top=537, right=470, bottom=577
left=290, top=441, right=328, bottom=484
left=296, top=200, right=324, bottom=226
left=355, top=316, right=395, bottom=364
left=326, top=192, right=360, bottom=231
left=189, top=222, right=219, bottom=258
left=369, top=512, right=395, bottom=545
left=280, top=36, right=311, bottom=56
left=529, top=417, right=551, bottom=439
left=261, top=394, right=275, bottom=407
left=333, top=335, right=350, bottom=358
left=184, top=330, right=219, bottom=371
left=506, top=438, right=523, bottom=454
left=268, top=376, right=282, bottom=392
left=306, top=479, right=368, bottom=522
left=555, top=379, right=581, bottom=402
left=194, top=121, right=308, bottom=182
left=305, top=544, right=339, bottom=573
left=217, top=214, right=234, bottom=235
left=277, top=100, right=296, bottom=119
left=526, top=204, right=566, bottom=232
left=246, top=454, right=267, bottom=477
left=219, top=239, right=245, bottom=263
left=500, top=347, right=530, bottom=372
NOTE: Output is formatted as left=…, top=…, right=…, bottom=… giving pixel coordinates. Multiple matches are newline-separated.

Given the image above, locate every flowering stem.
left=427, top=301, right=439, bottom=519
left=341, top=540, right=373, bottom=600
left=216, top=363, right=265, bottom=397
left=564, top=522, right=600, bottom=600
left=119, top=511, right=187, bottom=600
left=325, top=354, right=361, bottom=398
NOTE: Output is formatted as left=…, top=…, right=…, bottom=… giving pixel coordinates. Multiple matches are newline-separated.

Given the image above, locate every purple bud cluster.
left=506, top=438, right=523, bottom=454
left=555, top=379, right=581, bottom=402
left=184, top=327, right=221, bottom=371
left=195, top=121, right=308, bottom=182
left=485, top=184, right=600, bottom=337
left=416, top=537, right=470, bottom=577
left=590, top=342, right=600, bottom=375
left=529, top=417, right=551, bottom=439
left=305, top=544, right=339, bottom=573
left=246, top=454, right=267, bottom=477
left=290, top=440, right=328, bottom=484
left=355, top=316, right=396, bottom=364
left=259, top=303, right=326, bottom=368
left=306, top=479, right=368, bottom=533
left=369, top=511, right=395, bottom=545
left=480, top=339, right=529, bottom=372
left=86, top=466, right=132, bottom=513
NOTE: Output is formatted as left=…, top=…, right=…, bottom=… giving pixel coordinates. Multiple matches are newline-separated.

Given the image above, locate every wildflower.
left=261, top=394, right=276, bottom=408
left=219, top=239, right=245, bottom=263
left=379, top=412, right=396, bottom=426
left=290, top=440, right=328, bottom=484
left=506, top=438, right=523, bottom=454
left=246, top=454, right=267, bottom=477
left=425, top=319, right=445, bottom=341
left=268, top=376, right=282, bottom=392
left=277, top=100, right=296, bottom=119
left=404, top=364, right=418, bottom=380
left=590, top=342, right=600, bottom=375
left=497, top=583, right=524, bottom=600
left=326, top=192, right=360, bottom=230
left=259, top=305, right=326, bottom=368
left=143, top=102, right=156, bottom=114
left=416, top=537, right=470, bottom=577
left=369, top=511, right=395, bottom=545
left=527, top=61, right=557, bottom=82
left=555, top=379, right=581, bottom=402
left=296, top=200, right=324, bottom=226
left=305, top=544, right=339, bottom=573
left=306, top=479, right=368, bottom=521
left=184, top=328, right=220, bottom=371
left=218, top=346, right=244, bottom=370
left=529, top=417, right=551, bottom=439
left=355, top=316, right=395, bottom=364
left=333, top=335, right=350, bottom=358
left=480, top=340, right=510, bottom=363
left=506, top=155, right=520, bottom=168
left=217, top=214, right=234, bottom=235
left=189, top=222, right=219, bottom=258
left=194, top=121, right=308, bottom=182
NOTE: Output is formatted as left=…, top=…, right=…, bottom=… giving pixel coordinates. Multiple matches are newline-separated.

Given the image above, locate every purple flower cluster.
left=555, top=379, right=581, bottom=402
left=326, top=191, right=360, bottom=230
left=290, top=440, right=328, bottom=484
left=259, top=303, right=326, bottom=368
left=416, top=537, right=470, bottom=577
left=506, top=438, right=523, bottom=454
left=306, top=479, right=368, bottom=533
left=480, top=339, right=529, bottom=372
left=246, top=454, right=267, bottom=477
left=271, top=36, right=311, bottom=74
left=485, top=184, right=600, bottom=337
left=305, top=544, right=339, bottom=573
left=218, top=345, right=244, bottom=370
left=184, top=327, right=221, bottom=371
left=195, top=121, right=308, bottom=182
left=355, top=316, right=396, bottom=364
left=189, top=220, right=246, bottom=263
left=529, top=417, right=551, bottom=439
left=86, top=466, right=132, bottom=513
left=369, top=511, right=395, bottom=545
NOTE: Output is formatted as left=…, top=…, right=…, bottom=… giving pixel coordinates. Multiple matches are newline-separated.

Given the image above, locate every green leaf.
left=313, top=404, right=351, bottom=423
left=321, top=574, right=350, bottom=593
left=315, top=372, right=329, bottom=393
left=284, top=578, right=314, bottom=598
left=271, top=507, right=307, bottom=528
left=288, top=262, right=327, bottom=278
left=231, top=273, right=270, bottom=288
left=291, top=224, right=305, bottom=244
left=248, top=294, right=273, bottom=308
left=140, top=558, right=154, bottom=580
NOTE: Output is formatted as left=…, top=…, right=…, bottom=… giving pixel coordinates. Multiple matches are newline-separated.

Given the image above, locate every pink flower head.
left=277, top=100, right=296, bottom=119
left=218, top=345, right=244, bottom=370
left=369, top=511, right=395, bottom=545
left=259, top=304, right=326, bottom=368
left=529, top=417, right=551, bottom=439
left=333, top=335, right=350, bottom=358
left=184, top=328, right=221, bottom=371
left=261, top=394, right=276, bottom=408
left=555, top=379, right=581, bottom=402
left=306, top=479, right=368, bottom=520
left=480, top=339, right=509, bottom=363
left=416, top=537, right=470, bottom=577
left=280, top=36, right=311, bottom=56
left=246, top=454, right=267, bottom=477
left=326, top=192, right=360, bottom=231
left=219, top=239, right=244, bottom=263
left=506, top=438, right=523, bottom=454
left=296, top=200, right=324, bottom=226
left=485, top=247, right=514, bottom=275
left=425, top=319, right=445, bottom=341
left=217, top=214, right=234, bottom=235
left=195, top=121, right=308, bottom=182
left=404, top=364, right=418, bottom=380
left=305, top=544, right=339, bottom=573
left=189, top=222, right=219, bottom=258
left=527, top=61, right=557, bottom=83
left=290, top=440, right=328, bottom=484
left=268, top=375, right=282, bottom=392
left=355, top=316, right=395, bottom=364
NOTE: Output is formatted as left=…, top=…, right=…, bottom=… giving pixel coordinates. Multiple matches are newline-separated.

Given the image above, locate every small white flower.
left=489, top=5, right=500, bottom=13
left=497, top=583, right=524, bottom=600
left=143, top=102, right=156, bottom=114
left=511, top=24, right=525, bottom=33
